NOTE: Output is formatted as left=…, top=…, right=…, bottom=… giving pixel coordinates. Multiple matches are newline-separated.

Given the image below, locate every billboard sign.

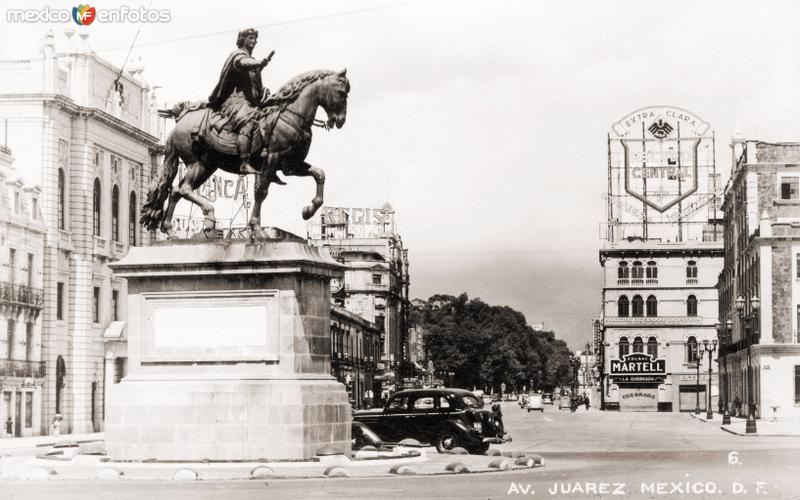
left=611, top=106, right=711, bottom=213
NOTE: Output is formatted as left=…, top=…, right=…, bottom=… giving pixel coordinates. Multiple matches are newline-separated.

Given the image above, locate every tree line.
left=411, top=293, right=574, bottom=393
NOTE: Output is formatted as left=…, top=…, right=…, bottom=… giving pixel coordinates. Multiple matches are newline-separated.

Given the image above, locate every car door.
left=406, top=395, right=437, bottom=443
left=381, top=394, right=411, bottom=442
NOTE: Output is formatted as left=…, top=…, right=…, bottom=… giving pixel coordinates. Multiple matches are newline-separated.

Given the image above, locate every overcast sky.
left=2, top=0, right=800, bottom=349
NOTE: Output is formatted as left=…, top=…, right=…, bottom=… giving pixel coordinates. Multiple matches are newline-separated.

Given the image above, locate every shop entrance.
left=679, top=385, right=706, bottom=412
left=618, top=386, right=658, bottom=411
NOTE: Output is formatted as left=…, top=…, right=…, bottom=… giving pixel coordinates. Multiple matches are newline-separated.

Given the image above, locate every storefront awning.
left=102, top=321, right=126, bottom=341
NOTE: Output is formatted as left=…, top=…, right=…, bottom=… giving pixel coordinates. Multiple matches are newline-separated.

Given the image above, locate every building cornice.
left=599, top=246, right=723, bottom=263
left=0, top=93, right=160, bottom=147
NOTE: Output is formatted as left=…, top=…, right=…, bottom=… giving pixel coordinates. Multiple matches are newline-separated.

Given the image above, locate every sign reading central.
left=611, top=106, right=711, bottom=213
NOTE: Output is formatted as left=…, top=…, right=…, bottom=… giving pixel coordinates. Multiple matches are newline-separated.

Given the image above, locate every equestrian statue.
left=141, top=28, right=350, bottom=239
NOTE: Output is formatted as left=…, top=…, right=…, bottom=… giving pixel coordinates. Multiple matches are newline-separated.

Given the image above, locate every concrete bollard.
left=250, top=466, right=275, bottom=479
left=96, top=468, right=124, bottom=480
left=389, top=464, right=417, bottom=475
left=173, top=468, right=198, bottom=481
left=445, top=462, right=470, bottom=474
left=485, top=448, right=502, bottom=456
left=324, top=466, right=349, bottom=478
left=448, top=447, right=469, bottom=455
left=525, top=453, right=544, bottom=465
left=514, top=456, right=535, bottom=468
left=488, top=459, right=512, bottom=470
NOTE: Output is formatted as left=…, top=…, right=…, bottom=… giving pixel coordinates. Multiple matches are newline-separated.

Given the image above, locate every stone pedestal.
left=105, top=235, right=350, bottom=460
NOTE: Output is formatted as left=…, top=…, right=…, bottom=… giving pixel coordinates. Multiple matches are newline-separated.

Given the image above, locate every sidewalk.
left=689, top=412, right=800, bottom=437
left=0, top=432, right=104, bottom=452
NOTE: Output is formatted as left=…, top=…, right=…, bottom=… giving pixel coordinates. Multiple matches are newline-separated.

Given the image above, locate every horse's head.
left=318, top=69, right=350, bottom=129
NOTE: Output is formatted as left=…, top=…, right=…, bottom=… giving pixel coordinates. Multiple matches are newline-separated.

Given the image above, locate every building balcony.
left=617, top=279, right=629, bottom=285
left=645, top=279, right=658, bottom=285
left=686, top=278, right=698, bottom=285
left=93, top=236, right=110, bottom=257
left=0, top=359, right=46, bottom=378
left=0, top=282, right=44, bottom=309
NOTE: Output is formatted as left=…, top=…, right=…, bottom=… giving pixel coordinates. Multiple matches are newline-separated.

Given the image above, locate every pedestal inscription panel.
left=143, top=290, right=279, bottom=363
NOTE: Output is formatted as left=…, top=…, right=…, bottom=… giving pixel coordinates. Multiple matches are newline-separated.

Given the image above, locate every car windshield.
left=462, top=395, right=482, bottom=408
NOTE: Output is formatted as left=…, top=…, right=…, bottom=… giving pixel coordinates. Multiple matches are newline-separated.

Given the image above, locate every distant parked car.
left=542, top=393, right=553, bottom=405
left=526, top=393, right=544, bottom=412
left=519, top=394, right=529, bottom=408
left=352, top=388, right=511, bottom=454
left=558, top=395, right=572, bottom=409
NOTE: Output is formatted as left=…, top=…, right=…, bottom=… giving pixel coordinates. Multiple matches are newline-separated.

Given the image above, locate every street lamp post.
left=737, top=294, right=760, bottom=434
left=702, top=338, right=718, bottom=420
left=694, top=346, right=702, bottom=415
left=720, top=320, right=733, bottom=425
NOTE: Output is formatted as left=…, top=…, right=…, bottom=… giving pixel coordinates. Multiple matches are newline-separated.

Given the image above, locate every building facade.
left=598, top=106, right=725, bottom=412
left=330, top=306, right=380, bottom=409
left=0, top=148, right=46, bottom=437
left=0, top=31, right=162, bottom=434
left=718, top=140, right=800, bottom=419
left=307, top=204, right=410, bottom=398
left=600, top=240, right=723, bottom=411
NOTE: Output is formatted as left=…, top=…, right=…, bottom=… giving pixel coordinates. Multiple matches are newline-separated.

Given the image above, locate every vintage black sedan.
left=352, top=388, right=510, bottom=454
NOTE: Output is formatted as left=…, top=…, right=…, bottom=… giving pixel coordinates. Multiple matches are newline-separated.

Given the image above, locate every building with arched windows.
left=600, top=241, right=724, bottom=411
left=0, top=31, right=163, bottom=435
left=598, top=106, right=724, bottom=412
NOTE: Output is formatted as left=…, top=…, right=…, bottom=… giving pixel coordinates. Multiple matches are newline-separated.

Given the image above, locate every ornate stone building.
left=330, top=306, right=380, bottom=409
left=718, top=140, right=800, bottom=419
left=598, top=106, right=724, bottom=412
left=0, top=148, right=45, bottom=437
left=0, top=31, right=162, bottom=434
left=307, top=204, right=410, bottom=398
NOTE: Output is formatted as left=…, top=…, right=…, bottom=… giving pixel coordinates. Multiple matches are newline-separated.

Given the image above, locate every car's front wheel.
left=435, top=430, right=460, bottom=454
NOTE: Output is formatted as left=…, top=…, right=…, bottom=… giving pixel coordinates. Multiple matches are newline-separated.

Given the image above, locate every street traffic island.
left=1, top=444, right=545, bottom=481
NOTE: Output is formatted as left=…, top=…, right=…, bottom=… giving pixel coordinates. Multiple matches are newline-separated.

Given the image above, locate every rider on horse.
left=208, top=28, right=284, bottom=184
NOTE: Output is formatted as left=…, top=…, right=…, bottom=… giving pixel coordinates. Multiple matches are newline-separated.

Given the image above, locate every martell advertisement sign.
left=611, top=106, right=712, bottom=213
left=610, top=353, right=666, bottom=383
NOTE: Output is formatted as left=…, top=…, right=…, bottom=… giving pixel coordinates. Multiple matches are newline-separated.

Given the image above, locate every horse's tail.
left=140, top=133, right=179, bottom=231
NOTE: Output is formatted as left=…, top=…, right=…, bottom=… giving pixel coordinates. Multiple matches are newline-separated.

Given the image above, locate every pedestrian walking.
left=583, top=393, right=590, bottom=410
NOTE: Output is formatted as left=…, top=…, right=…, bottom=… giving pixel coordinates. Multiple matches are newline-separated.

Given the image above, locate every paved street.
left=3, top=402, right=800, bottom=499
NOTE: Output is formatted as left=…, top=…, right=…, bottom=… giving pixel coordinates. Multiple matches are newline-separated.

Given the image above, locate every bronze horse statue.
left=141, top=69, right=350, bottom=239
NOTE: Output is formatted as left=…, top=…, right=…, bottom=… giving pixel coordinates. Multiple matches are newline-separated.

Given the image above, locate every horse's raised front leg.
left=295, top=163, right=325, bottom=220
left=248, top=171, right=271, bottom=240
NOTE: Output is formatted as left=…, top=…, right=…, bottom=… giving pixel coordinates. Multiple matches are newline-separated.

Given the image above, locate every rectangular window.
left=797, top=254, right=800, bottom=278
left=6, top=320, right=14, bottom=360
left=56, top=282, right=64, bottom=320
left=93, top=286, right=100, bottom=323
left=372, top=273, right=382, bottom=285
left=27, top=253, right=33, bottom=287
left=796, top=366, right=800, bottom=405
left=781, top=176, right=799, bottom=200
left=25, top=322, right=33, bottom=361
left=25, top=392, right=32, bottom=428
left=9, top=249, right=15, bottom=284
left=112, top=290, right=119, bottom=321
left=31, top=197, right=38, bottom=220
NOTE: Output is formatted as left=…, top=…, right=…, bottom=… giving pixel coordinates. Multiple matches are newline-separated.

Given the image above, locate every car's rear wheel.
left=435, top=430, right=460, bottom=454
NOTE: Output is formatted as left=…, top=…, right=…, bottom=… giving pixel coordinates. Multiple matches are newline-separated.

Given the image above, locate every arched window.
left=92, top=178, right=101, bottom=237
left=687, top=295, right=698, bottom=317
left=129, top=192, right=137, bottom=246
left=687, top=336, right=699, bottom=363
left=647, top=337, right=658, bottom=358
left=57, top=169, right=66, bottom=230
left=632, top=295, right=644, bottom=317
left=617, top=295, right=629, bottom=317
left=646, top=295, right=657, bottom=316
left=632, top=336, right=644, bottom=353
left=618, top=337, right=629, bottom=359
left=646, top=261, right=658, bottom=280
left=686, top=260, right=698, bottom=279
left=111, top=185, right=120, bottom=242
left=631, top=261, right=644, bottom=280
left=618, top=261, right=629, bottom=279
